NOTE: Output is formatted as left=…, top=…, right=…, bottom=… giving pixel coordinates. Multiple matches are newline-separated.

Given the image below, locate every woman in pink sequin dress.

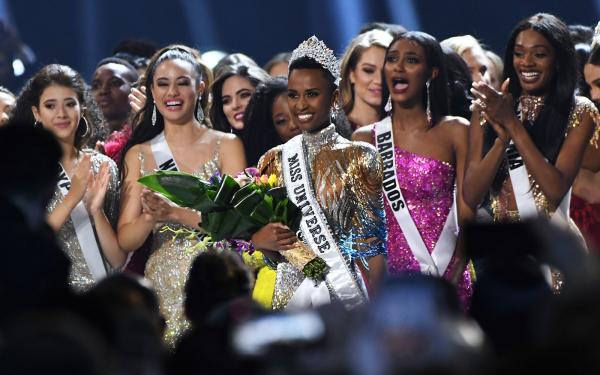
left=354, top=31, right=473, bottom=305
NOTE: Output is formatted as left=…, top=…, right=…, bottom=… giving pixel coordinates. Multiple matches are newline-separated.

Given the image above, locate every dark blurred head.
left=0, top=122, right=61, bottom=200
left=568, top=24, right=594, bottom=45
left=264, top=52, right=292, bottom=76
left=0, top=311, right=108, bottom=375
left=184, top=249, right=254, bottom=326
left=359, top=21, right=407, bottom=37
left=112, top=39, right=157, bottom=76
left=213, top=52, right=259, bottom=79
left=443, top=47, right=473, bottom=119
left=241, top=76, right=297, bottom=166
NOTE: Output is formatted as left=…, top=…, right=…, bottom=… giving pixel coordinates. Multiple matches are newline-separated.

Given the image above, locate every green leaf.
left=138, top=171, right=206, bottom=207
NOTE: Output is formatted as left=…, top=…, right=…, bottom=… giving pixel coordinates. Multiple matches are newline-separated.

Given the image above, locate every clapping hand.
left=140, top=188, right=178, bottom=223
left=471, top=79, right=516, bottom=144
left=84, top=161, right=111, bottom=216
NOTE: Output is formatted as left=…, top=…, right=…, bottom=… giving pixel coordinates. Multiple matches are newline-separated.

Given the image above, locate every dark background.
left=3, top=0, right=599, bottom=91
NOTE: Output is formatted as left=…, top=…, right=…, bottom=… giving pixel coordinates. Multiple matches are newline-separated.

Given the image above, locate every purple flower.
left=244, top=167, right=260, bottom=178
left=209, top=171, right=222, bottom=185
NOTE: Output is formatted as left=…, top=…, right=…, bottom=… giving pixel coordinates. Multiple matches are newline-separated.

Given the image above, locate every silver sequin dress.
left=46, top=151, right=120, bottom=292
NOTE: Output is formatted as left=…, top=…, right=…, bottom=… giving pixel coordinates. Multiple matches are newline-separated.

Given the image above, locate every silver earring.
left=33, top=120, right=41, bottom=128
left=151, top=102, right=157, bottom=126
left=425, top=80, right=432, bottom=126
left=79, top=116, right=90, bottom=137
left=384, top=96, right=392, bottom=113
left=196, top=96, right=204, bottom=122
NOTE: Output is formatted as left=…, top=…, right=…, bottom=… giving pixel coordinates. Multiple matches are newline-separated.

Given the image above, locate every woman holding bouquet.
left=253, top=36, right=387, bottom=311
left=117, top=45, right=246, bottom=347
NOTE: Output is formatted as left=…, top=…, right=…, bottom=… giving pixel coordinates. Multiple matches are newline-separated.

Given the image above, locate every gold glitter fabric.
left=141, top=140, right=221, bottom=348
left=491, top=96, right=600, bottom=222
left=46, top=151, right=120, bottom=292
left=258, top=124, right=386, bottom=309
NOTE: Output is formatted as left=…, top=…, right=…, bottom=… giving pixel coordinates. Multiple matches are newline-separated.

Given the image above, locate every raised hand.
left=84, top=161, right=110, bottom=216
left=129, top=85, right=147, bottom=114
left=250, top=222, right=298, bottom=251
left=66, top=153, right=92, bottom=206
left=471, top=79, right=515, bottom=143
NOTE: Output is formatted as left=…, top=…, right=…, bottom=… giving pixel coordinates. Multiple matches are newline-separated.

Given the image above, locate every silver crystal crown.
left=290, top=35, right=340, bottom=82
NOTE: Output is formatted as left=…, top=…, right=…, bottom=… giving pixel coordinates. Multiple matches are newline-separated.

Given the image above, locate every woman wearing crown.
left=250, top=36, right=387, bottom=310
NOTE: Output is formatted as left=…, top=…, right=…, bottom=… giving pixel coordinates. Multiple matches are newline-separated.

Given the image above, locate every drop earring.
left=425, top=80, right=432, bottom=126
left=151, top=102, right=157, bottom=126
left=384, top=96, right=392, bottom=113
left=196, top=96, right=204, bottom=122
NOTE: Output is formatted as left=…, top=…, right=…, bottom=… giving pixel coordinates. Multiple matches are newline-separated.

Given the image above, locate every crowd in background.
left=0, top=12, right=600, bottom=374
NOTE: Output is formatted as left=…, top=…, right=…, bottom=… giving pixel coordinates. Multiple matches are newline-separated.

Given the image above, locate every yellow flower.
left=268, top=174, right=278, bottom=187
left=260, top=175, right=269, bottom=184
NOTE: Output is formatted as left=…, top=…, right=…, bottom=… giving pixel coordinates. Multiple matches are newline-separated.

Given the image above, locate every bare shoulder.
left=210, top=129, right=243, bottom=150
left=351, top=124, right=375, bottom=145
left=438, top=115, right=469, bottom=138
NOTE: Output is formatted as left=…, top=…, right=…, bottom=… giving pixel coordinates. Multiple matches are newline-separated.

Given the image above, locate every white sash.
left=150, top=131, right=179, bottom=171
left=505, top=142, right=571, bottom=226
left=57, top=164, right=107, bottom=281
left=282, top=135, right=367, bottom=310
left=374, top=117, right=458, bottom=276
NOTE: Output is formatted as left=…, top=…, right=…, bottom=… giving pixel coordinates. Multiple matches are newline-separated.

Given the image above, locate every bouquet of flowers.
left=138, top=168, right=329, bottom=281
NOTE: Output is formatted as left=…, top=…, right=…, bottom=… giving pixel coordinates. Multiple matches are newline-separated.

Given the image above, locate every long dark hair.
left=380, top=31, right=450, bottom=126
left=12, top=64, right=105, bottom=150
left=119, top=45, right=204, bottom=176
left=240, top=76, right=288, bottom=166
left=209, top=63, right=269, bottom=134
left=486, top=13, right=576, bottom=191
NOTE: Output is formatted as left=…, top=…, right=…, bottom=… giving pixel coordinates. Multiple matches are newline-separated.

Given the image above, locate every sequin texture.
left=258, top=124, right=386, bottom=309
left=47, top=151, right=120, bottom=292
left=142, top=136, right=221, bottom=348
left=384, top=148, right=472, bottom=305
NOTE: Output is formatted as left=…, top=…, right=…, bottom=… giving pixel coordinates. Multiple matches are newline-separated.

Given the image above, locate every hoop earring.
left=79, top=116, right=90, bottom=137
left=151, top=102, right=157, bottom=126
left=425, top=80, right=432, bottom=126
left=196, top=96, right=204, bottom=122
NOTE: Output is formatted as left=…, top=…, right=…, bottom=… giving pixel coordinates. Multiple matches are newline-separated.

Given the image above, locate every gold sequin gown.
left=46, top=151, right=120, bottom=292
left=257, top=124, right=386, bottom=310
left=490, top=96, right=600, bottom=223
left=141, top=138, right=221, bottom=348
left=488, top=96, right=600, bottom=291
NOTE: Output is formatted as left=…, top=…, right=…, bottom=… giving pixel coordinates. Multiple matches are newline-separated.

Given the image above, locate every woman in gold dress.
left=251, top=36, right=387, bottom=311
left=465, top=13, right=599, bottom=227
left=117, top=45, right=246, bottom=347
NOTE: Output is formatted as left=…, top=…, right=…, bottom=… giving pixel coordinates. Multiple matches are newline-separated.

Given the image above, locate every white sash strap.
left=150, top=131, right=179, bottom=171
left=57, top=165, right=107, bottom=281
left=374, top=117, right=458, bottom=276
left=506, top=143, right=571, bottom=225
left=282, top=135, right=367, bottom=310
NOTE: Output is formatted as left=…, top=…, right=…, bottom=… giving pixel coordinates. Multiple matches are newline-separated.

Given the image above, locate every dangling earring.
left=196, top=96, right=204, bottom=122
left=330, top=103, right=339, bottom=124
left=151, top=102, right=157, bottom=126
left=384, top=96, right=392, bottom=113
left=33, top=120, right=41, bottom=128
left=425, top=80, right=432, bottom=126
left=79, top=116, right=90, bottom=137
